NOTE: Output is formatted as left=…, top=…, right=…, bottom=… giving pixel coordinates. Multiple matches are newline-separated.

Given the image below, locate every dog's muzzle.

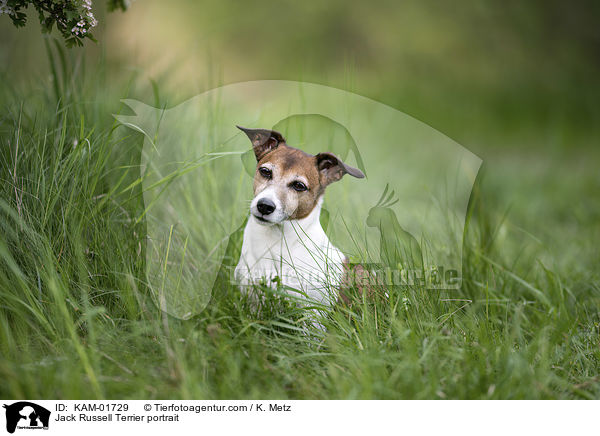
left=256, top=198, right=276, bottom=215
left=250, top=188, right=290, bottom=225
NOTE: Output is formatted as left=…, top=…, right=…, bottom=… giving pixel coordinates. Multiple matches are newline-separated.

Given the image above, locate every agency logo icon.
left=2, top=402, right=50, bottom=434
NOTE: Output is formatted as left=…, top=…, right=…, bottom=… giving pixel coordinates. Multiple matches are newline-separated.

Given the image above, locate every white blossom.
left=0, top=0, right=15, bottom=16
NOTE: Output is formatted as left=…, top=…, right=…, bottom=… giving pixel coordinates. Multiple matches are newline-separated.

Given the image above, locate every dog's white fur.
left=233, top=126, right=364, bottom=309
left=234, top=197, right=346, bottom=306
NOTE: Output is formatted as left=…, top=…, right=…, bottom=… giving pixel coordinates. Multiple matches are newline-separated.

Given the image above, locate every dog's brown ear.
left=237, top=126, right=285, bottom=161
left=316, top=152, right=365, bottom=185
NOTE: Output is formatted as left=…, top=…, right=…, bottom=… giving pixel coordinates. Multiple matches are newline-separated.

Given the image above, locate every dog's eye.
left=258, top=167, right=272, bottom=179
left=290, top=181, right=308, bottom=192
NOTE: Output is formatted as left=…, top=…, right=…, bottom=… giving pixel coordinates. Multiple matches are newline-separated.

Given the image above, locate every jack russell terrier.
left=234, top=126, right=365, bottom=308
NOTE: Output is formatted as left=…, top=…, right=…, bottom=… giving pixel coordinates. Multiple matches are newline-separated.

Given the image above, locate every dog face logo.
left=2, top=402, right=50, bottom=434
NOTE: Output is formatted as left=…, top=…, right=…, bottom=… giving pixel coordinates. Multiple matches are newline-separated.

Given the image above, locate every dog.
left=234, top=126, right=365, bottom=308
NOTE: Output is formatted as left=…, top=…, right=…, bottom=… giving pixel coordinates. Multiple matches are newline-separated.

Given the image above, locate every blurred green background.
left=2, top=0, right=600, bottom=150
left=0, top=0, right=600, bottom=148
left=4, top=0, right=597, bottom=273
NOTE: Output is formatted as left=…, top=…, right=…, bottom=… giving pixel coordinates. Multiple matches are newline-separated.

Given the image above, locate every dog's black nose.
left=257, top=198, right=276, bottom=215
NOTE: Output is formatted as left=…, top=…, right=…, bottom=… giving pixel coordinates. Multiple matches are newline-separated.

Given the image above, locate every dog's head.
left=238, top=126, right=365, bottom=225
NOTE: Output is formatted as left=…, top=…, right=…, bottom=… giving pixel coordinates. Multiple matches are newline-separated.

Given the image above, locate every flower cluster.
left=2, top=1, right=128, bottom=47
left=0, top=0, right=16, bottom=16
left=71, top=0, right=98, bottom=37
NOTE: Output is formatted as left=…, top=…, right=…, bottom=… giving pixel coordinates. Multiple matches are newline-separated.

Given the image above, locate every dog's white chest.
left=234, top=205, right=345, bottom=306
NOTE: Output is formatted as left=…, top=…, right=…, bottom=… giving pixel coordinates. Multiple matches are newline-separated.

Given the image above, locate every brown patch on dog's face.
left=238, top=125, right=365, bottom=223
left=255, top=145, right=324, bottom=219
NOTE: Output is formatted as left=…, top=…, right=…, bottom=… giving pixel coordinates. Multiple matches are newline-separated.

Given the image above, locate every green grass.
left=0, top=44, right=599, bottom=400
